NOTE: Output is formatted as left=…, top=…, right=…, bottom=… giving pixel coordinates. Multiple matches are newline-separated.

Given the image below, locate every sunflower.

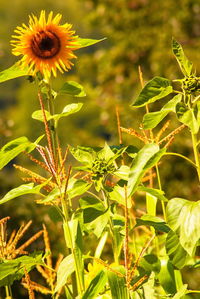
left=11, top=11, right=80, bottom=80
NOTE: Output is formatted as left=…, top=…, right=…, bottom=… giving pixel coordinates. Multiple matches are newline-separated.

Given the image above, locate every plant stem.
left=5, top=285, right=12, bottom=299
left=191, top=132, right=200, bottom=182
left=155, top=164, right=166, bottom=221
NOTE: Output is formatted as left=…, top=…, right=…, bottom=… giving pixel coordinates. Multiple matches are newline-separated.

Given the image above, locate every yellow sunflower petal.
left=11, top=10, right=80, bottom=80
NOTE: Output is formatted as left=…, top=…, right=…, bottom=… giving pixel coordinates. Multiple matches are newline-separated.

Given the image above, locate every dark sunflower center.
left=31, top=30, right=61, bottom=59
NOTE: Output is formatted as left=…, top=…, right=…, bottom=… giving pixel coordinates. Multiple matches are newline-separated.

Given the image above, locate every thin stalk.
left=155, top=164, right=166, bottom=221
left=191, top=132, right=200, bottom=182
left=164, top=152, right=197, bottom=168
left=5, top=285, right=12, bottom=299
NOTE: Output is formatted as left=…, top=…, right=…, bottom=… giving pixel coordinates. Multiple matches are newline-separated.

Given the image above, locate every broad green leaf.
left=0, top=253, right=44, bottom=287
left=166, top=198, right=200, bottom=255
left=80, top=196, right=105, bottom=212
left=32, top=103, right=83, bottom=123
left=157, top=257, right=177, bottom=295
left=108, top=182, right=132, bottom=208
left=146, top=193, right=157, bottom=217
left=112, top=215, right=125, bottom=259
left=0, top=136, right=43, bottom=170
left=127, top=143, right=166, bottom=197
left=135, top=214, right=170, bottom=233
left=0, top=182, right=47, bottom=205
left=138, top=186, right=168, bottom=202
left=176, top=104, right=199, bottom=133
left=0, top=63, right=29, bottom=83
left=172, top=284, right=188, bottom=299
left=132, top=77, right=173, bottom=107
left=142, top=273, right=156, bottom=299
left=107, top=266, right=128, bottom=299
left=166, top=230, right=188, bottom=269
left=114, top=165, right=130, bottom=180
left=54, top=254, right=75, bottom=293
left=139, top=254, right=161, bottom=273
left=59, top=81, right=86, bottom=97
left=172, top=38, right=193, bottom=76
left=70, top=146, right=96, bottom=165
left=77, top=37, right=106, bottom=48
left=143, top=94, right=182, bottom=129
left=82, top=270, right=107, bottom=299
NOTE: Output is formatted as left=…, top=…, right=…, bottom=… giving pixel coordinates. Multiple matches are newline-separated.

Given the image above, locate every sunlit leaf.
left=157, top=258, right=177, bottom=295
left=127, top=143, right=166, bottom=197
left=143, top=94, right=182, bottom=129
left=54, top=254, right=75, bottom=293
left=137, top=186, right=168, bottom=202
left=0, top=63, right=29, bottom=83
left=176, top=105, right=199, bottom=134
left=77, top=37, right=106, bottom=48
left=166, top=230, right=189, bottom=269
left=82, top=270, right=107, bottom=299
left=139, top=254, right=161, bottom=273
left=0, top=182, right=47, bottom=205
left=0, top=136, right=43, bottom=170
left=132, top=77, right=173, bottom=107
left=166, top=198, right=200, bottom=255
left=172, top=38, right=193, bottom=76
left=59, top=81, right=86, bottom=97
left=107, top=266, right=128, bottom=299
left=171, top=284, right=188, bottom=299
left=135, top=214, right=170, bottom=233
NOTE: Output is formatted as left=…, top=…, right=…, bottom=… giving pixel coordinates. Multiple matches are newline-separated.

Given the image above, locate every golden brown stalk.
left=24, top=152, right=50, bottom=172
left=24, top=268, right=35, bottom=299
left=22, top=279, right=52, bottom=295
left=10, top=221, right=32, bottom=252
left=93, top=258, right=124, bottom=277
left=116, top=106, right=123, bottom=145
left=120, top=127, right=147, bottom=143
left=12, top=230, right=43, bottom=258
left=159, top=124, right=186, bottom=145
left=155, top=120, right=170, bottom=143
left=0, top=217, right=10, bottom=225
left=129, top=274, right=148, bottom=291
left=38, top=91, right=56, bottom=171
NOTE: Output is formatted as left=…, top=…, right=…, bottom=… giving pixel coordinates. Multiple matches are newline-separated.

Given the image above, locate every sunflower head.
left=11, top=11, right=80, bottom=80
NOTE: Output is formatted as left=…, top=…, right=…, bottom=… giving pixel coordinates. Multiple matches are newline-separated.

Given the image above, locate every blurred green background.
left=0, top=0, right=200, bottom=297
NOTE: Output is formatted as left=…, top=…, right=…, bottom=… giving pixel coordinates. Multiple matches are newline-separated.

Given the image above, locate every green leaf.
left=112, top=215, right=125, bottom=259
left=177, top=106, right=199, bottom=134
left=108, top=182, right=132, bottom=208
left=166, top=230, right=189, bottom=269
left=59, top=81, right=86, bottom=97
left=0, top=182, right=47, bottom=205
left=107, top=266, right=128, bottom=299
left=32, top=103, right=83, bottom=123
left=138, top=186, right=168, bottom=202
left=114, top=165, right=130, bottom=180
left=139, top=254, right=161, bottom=273
left=77, top=37, right=106, bottom=48
left=82, top=270, right=107, bottom=299
left=70, top=146, right=96, bottom=165
left=135, top=214, right=170, bottom=233
left=0, top=253, right=44, bottom=287
left=143, top=94, right=182, bottom=129
left=166, top=198, right=200, bottom=255
left=54, top=254, right=75, bottom=293
left=132, top=77, right=173, bottom=107
left=0, top=136, right=43, bottom=170
left=127, top=143, right=166, bottom=197
left=172, top=38, right=193, bottom=76
left=0, top=63, right=29, bottom=83
left=172, top=284, right=188, bottom=299
left=157, top=257, right=177, bottom=295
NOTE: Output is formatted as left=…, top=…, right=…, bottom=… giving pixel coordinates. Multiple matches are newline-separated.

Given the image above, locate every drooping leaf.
left=143, top=94, right=182, bottom=129
left=132, top=77, right=173, bottom=107
left=107, top=266, right=128, bottom=299
left=0, top=253, right=44, bottom=287
left=0, top=63, right=29, bottom=83
left=166, top=198, right=200, bottom=255
left=137, top=186, right=168, bottom=202
left=166, top=230, right=189, bottom=269
left=59, top=81, right=86, bottom=97
left=135, top=214, right=170, bottom=233
left=82, top=270, right=107, bottom=299
left=172, top=38, right=193, bottom=76
left=139, top=254, right=161, bottom=273
left=77, top=37, right=106, bottom=48
left=54, top=254, right=75, bottom=293
left=157, top=257, right=177, bottom=295
left=127, top=143, right=166, bottom=197
left=176, top=106, right=199, bottom=134
left=0, top=182, right=47, bottom=205
left=0, top=136, right=43, bottom=170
